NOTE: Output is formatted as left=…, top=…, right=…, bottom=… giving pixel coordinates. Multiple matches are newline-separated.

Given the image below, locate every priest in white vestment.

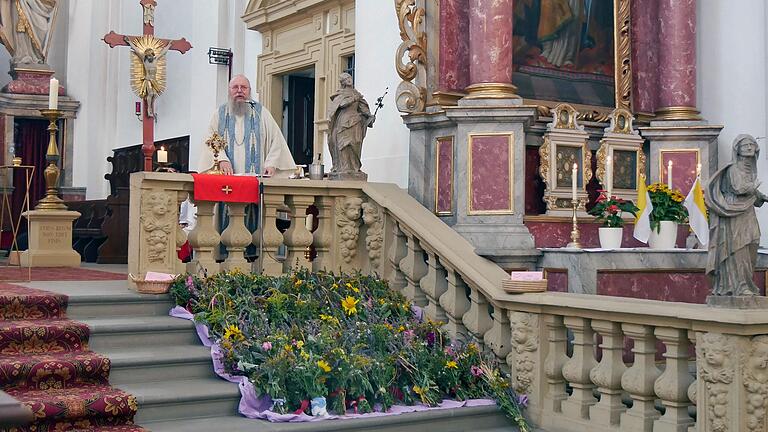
left=199, top=74, right=296, bottom=177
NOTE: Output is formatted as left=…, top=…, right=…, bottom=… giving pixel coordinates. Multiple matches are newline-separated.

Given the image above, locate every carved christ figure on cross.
left=125, top=35, right=171, bottom=118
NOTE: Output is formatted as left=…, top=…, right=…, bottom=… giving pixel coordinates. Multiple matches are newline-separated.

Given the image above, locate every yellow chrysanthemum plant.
left=647, top=182, right=688, bottom=232
left=169, top=269, right=530, bottom=431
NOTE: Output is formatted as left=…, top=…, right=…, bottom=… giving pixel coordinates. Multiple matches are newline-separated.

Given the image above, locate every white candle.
left=696, top=163, right=702, bottom=177
left=157, top=146, right=168, bottom=163
left=667, top=160, right=673, bottom=189
left=48, top=77, right=59, bottom=110
left=571, top=162, right=578, bottom=200
left=606, top=155, right=613, bottom=198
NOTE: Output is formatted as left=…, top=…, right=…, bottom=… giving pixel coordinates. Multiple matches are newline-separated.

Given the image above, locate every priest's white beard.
left=228, top=98, right=248, bottom=117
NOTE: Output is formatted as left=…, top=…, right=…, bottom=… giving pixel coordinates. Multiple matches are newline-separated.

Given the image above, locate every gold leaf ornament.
left=129, top=35, right=168, bottom=99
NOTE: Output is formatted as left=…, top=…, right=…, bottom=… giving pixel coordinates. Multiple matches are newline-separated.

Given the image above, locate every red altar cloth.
left=191, top=174, right=260, bottom=204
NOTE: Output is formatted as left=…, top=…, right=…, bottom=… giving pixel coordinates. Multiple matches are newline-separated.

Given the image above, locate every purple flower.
left=403, top=330, right=415, bottom=343
left=426, top=332, right=435, bottom=347
left=517, top=394, right=529, bottom=408
left=470, top=365, right=483, bottom=377
left=262, top=341, right=273, bottom=351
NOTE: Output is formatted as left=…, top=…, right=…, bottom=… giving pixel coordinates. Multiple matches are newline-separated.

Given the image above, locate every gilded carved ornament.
left=394, top=0, right=427, bottom=114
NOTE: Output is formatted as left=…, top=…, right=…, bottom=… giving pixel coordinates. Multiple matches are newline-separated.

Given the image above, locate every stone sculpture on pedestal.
left=705, top=134, right=768, bottom=308
left=327, top=73, right=375, bottom=181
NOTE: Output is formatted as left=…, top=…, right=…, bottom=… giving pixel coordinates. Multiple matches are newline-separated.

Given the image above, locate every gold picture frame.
left=467, top=132, right=514, bottom=215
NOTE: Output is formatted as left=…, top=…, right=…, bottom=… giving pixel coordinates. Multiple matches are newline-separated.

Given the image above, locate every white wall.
left=355, top=1, right=410, bottom=188
left=697, top=0, right=768, bottom=245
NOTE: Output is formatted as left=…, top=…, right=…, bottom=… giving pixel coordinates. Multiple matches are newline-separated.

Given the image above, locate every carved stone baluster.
left=620, top=324, right=661, bottom=430
left=388, top=221, right=407, bottom=294
left=419, top=247, right=448, bottom=323
left=284, top=194, right=316, bottom=269
left=589, top=320, right=627, bottom=426
left=398, top=229, right=428, bottom=306
left=561, top=317, right=598, bottom=420
left=220, top=203, right=251, bottom=273
left=687, top=330, right=697, bottom=432
left=542, top=314, right=568, bottom=414
left=312, top=196, right=334, bottom=271
left=653, top=327, right=695, bottom=432
left=438, top=263, right=469, bottom=342
left=186, top=200, right=220, bottom=276
left=484, top=303, right=510, bottom=369
left=462, top=283, right=492, bottom=349
left=508, top=311, right=539, bottom=404
left=259, top=193, right=285, bottom=276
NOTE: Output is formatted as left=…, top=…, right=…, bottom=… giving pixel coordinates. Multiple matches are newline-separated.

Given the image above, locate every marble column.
left=655, top=0, right=700, bottom=120
left=630, top=0, right=659, bottom=116
left=434, top=0, right=470, bottom=106
left=464, top=0, right=517, bottom=99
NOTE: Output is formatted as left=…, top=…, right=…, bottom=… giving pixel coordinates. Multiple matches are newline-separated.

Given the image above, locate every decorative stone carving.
left=508, top=311, right=539, bottom=396
left=140, top=191, right=174, bottom=264
left=744, top=335, right=768, bottom=432
left=699, top=333, right=735, bottom=432
left=362, top=201, right=384, bottom=272
left=394, top=0, right=426, bottom=113
left=336, top=197, right=362, bottom=264
left=328, top=73, right=374, bottom=181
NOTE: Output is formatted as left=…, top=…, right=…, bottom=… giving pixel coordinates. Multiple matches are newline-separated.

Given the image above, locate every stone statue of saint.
left=0, top=0, right=59, bottom=65
left=705, top=134, right=768, bottom=297
left=327, top=73, right=375, bottom=180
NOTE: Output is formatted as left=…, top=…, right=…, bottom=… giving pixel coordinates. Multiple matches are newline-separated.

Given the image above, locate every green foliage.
left=647, top=182, right=688, bottom=232
left=169, top=269, right=529, bottom=429
left=588, top=191, right=639, bottom=227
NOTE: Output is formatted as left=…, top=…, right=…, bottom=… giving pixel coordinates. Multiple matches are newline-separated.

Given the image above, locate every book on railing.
left=502, top=271, right=547, bottom=293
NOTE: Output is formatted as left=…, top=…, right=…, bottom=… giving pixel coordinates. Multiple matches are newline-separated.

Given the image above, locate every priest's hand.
left=220, top=161, right=233, bottom=175
left=264, top=166, right=276, bottom=177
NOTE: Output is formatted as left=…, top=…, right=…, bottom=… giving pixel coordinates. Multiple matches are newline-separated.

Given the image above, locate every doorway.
left=282, top=67, right=315, bottom=167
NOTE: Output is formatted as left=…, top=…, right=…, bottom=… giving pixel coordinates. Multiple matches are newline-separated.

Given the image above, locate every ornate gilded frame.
left=467, top=132, right=514, bottom=215
left=434, top=135, right=454, bottom=216
left=595, top=108, right=646, bottom=196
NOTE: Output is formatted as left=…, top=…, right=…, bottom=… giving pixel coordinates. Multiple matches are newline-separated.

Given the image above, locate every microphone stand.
left=252, top=99, right=265, bottom=273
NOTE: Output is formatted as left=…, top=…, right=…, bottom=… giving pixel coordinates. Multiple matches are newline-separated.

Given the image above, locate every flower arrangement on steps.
left=169, top=269, right=530, bottom=430
left=588, top=191, right=638, bottom=249
left=647, top=182, right=688, bottom=249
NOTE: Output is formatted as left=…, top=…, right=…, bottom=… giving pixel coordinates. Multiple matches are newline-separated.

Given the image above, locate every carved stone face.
left=145, top=192, right=171, bottom=217
left=361, top=203, right=377, bottom=225
left=738, top=139, right=758, bottom=157
left=704, top=344, right=727, bottom=367
left=750, top=337, right=768, bottom=371
left=339, top=73, right=353, bottom=88
left=343, top=198, right=362, bottom=220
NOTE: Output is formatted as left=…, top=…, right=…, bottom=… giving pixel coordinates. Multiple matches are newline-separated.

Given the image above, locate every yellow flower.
left=294, top=279, right=303, bottom=287
left=332, top=283, right=339, bottom=290
left=284, top=344, right=293, bottom=352
left=301, top=351, right=310, bottom=360
left=445, top=360, right=458, bottom=369
left=352, top=286, right=360, bottom=293
left=346, top=283, right=353, bottom=289
left=412, top=385, right=425, bottom=396
left=223, top=324, right=244, bottom=341
left=295, top=340, right=305, bottom=349
left=317, top=359, right=332, bottom=373
left=384, top=323, right=394, bottom=331
left=398, top=325, right=405, bottom=333
left=341, top=296, right=360, bottom=315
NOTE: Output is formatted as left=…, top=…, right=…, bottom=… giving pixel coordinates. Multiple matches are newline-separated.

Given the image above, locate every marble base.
left=455, top=223, right=539, bottom=269
left=3, top=64, right=66, bottom=95
left=329, top=171, right=367, bottom=181
left=20, top=210, right=81, bottom=267
left=706, top=295, right=768, bottom=309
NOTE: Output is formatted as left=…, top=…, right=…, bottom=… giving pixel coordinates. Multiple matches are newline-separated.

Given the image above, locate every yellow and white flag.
left=633, top=178, right=654, bottom=243
left=684, top=176, right=709, bottom=246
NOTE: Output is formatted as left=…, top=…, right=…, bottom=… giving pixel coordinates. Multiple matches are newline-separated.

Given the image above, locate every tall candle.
left=606, top=155, right=613, bottom=198
left=157, top=146, right=168, bottom=163
left=48, top=77, right=59, bottom=110
left=667, top=160, right=673, bottom=189
left=571, top=163, right=578, bottom=200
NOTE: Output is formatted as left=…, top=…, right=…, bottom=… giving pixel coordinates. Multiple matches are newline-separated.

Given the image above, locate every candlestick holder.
left=36, top=109, right=67, bottom=211
left=566, top=199, right=582, bottom=249
left=205, top=132, right=228, bottom=175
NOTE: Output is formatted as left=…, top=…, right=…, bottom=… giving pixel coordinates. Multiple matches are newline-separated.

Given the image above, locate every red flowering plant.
left=588, top=191, right=639, bottom=228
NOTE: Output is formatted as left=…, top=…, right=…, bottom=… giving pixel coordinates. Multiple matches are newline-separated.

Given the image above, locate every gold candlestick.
left=205, top=132, right=228, bottom=175
left=36, top=109, right=67, bottom=210
left=566, top=199, right=582, bottom=249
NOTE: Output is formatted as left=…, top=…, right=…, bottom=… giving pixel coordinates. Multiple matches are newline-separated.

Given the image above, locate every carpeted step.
left=0, top=320, right=89, bottom=355
left=0, top=351, right=111, bottom=390
left=6, top=383, right=139, bottom=429
left=0, top=285, right=67, bottom=320
left=91, top=425, right=149, bottom=432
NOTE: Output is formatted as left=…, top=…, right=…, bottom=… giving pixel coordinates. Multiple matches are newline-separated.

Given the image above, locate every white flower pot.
left=598, top=227, right=623, bottom=249
left=649, top=221, right=678, bottom=249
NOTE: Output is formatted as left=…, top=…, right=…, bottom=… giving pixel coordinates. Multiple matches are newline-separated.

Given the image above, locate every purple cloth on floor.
left=169, top=305, right=496, bottom=422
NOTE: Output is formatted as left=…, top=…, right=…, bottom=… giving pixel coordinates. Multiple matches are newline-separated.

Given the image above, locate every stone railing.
left=129, top=171, right=768, bottom=432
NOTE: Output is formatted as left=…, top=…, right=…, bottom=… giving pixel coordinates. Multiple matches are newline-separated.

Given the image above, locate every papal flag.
left=684, top=176, right=709, bottom=246
left=633, top=178, right=654, bottom=243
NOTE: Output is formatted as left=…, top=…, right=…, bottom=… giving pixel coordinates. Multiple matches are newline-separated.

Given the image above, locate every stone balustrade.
left=129, top=171, right=768, bottom=432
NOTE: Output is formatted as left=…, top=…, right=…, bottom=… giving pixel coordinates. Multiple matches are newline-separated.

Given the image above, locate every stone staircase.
left=34, top=279, right=516, bottom=432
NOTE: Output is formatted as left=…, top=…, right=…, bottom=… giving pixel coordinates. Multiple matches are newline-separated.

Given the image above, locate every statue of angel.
left=125, top=35, right=171, bottom=118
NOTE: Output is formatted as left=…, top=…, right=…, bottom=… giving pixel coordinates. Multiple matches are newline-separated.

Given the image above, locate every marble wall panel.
left=526, top=221, right=690, bottom=249
left=468, top=133, right=513, bottom=214
left=660, top=149, right=699, bottom=195
left=546, top=269, right=568, bottom=293
left=435, top=136, right=454, bottom=215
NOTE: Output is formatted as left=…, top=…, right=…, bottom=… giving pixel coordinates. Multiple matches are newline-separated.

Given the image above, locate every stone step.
left=80, top=316, right=199, bottom=351
left=66, top=292, right=174, bottom=319
left=105, top=345, right=215, bottom=385
left=141, top=405, right=514, bottom=432
left=116, top=377, right=240, bottom=424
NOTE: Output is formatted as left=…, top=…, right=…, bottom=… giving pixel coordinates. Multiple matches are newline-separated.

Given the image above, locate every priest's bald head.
left=228, top=75, right=251, bottom=117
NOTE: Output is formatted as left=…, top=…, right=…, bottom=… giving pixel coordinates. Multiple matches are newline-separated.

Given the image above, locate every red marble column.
left=656, top=0, right=700, bottom=120
left=465, top=0, right=516, bottom=98
left=630, top=0, right=659, bottom=115
left=435, top=0, right=470, bottom=105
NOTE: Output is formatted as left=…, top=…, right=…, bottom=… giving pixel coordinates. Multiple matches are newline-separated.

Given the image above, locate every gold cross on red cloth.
left=221, top=185, right=233, bottom=195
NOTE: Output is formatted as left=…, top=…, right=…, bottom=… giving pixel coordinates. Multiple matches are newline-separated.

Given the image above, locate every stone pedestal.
left=707, top=295, right=768, bottom=309
left=20, top=210, right=81, bottom=267
left=3, top=64, right=66, bottom=96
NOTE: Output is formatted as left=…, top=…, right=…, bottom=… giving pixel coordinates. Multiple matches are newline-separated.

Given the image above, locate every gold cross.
left=221, top=185, right=233, bottom=195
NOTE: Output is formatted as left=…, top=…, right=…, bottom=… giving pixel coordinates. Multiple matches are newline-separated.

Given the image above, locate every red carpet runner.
left=0, top=284, right=146, bottom=431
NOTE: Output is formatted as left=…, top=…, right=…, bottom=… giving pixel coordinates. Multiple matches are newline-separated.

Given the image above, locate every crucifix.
left=103, top=0, right=192, bottom=172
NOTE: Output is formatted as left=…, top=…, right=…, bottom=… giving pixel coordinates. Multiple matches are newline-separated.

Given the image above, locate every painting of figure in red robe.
left=513, top=0, right=615, bottom=107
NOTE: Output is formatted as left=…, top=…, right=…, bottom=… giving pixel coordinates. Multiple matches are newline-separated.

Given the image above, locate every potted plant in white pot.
left=588, top=191, right=638, bottom=249
left=647, top=182, right=688, bottom=249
